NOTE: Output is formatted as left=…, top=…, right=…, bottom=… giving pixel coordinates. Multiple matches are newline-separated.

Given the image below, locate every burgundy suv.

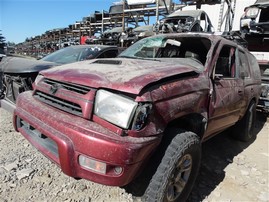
left=13, top=33, right=261, bottom=201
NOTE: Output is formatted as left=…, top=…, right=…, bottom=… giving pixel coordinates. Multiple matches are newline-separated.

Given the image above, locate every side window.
left=200, top=13, right=206, bottom=32
left=215, top=45, right=236, bottom=78
left=238, top=51, right=250, bottom=78
left=98, top=50, right=118, bottom=58
left=248, top=53, right=262, bottom=80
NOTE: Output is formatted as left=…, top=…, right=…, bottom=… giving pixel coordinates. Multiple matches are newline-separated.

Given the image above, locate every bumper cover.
left=0, top=98, right=16, bottom=113
left=14, top=91, right=161, bottom=186
left=257, top=97, right=269, bottom=113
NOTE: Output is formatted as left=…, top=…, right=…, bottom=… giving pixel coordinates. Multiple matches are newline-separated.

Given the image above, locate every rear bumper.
left=14, top=91, right=161, bottom=186
left=257, top=97, right=269, bottom=113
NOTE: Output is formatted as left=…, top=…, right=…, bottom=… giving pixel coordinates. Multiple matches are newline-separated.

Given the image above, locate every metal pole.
left=102, top=10, right=104, bottom=34
left=156, top=0, right=159, bottom=22
left=122, top=1, right=125, bottom=31
left=217, top=0, right=225, bottom=31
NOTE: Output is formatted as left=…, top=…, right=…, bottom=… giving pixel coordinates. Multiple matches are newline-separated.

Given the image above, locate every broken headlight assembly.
left=34, top=74, right=44, bottom=87
left=94, top=89, right=152, bottom=130
left=131, top=103, right=152, bottom=130
left=94, top=90, right=138, bottom=129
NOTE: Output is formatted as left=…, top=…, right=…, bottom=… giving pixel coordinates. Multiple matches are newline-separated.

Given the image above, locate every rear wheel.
left=143, top=131, right=201, bottom=202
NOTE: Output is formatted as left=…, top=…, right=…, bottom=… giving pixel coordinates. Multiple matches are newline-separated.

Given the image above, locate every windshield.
left=119, top=35, right=211, bottom=66
left=41, top=46, right=103, bottom=64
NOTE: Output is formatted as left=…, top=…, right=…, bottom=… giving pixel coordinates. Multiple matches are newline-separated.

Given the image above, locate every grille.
left=43, top=79, right=91, bottom=95
left=34, top=91, right=83, bottom=116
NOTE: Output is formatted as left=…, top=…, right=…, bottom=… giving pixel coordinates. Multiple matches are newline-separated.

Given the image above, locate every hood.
left=254, top=0, right=269, bottom=6
left=0, top=56, right=57, bottom=74
left=40, top=58, right=201, bottom=95
left=167, top=10, right=205, bottom=18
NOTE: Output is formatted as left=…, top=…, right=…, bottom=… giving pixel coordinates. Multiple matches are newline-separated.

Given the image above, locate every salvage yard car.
left=257, top=59, right=269, bottom=113
left=13, top=33, right=261, bottom=201
left=155, top=10, right=214, bottom=33
left=120, top=25, right=154, bottom=47
left=240, top=0, right=269, bottom=34
left=0, top=45, right=120, bottom=112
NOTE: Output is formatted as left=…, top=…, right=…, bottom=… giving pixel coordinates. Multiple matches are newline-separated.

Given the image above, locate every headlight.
left=34, top=74, right=44, bottom=86
left=94, top=90, right=138, bottom=129
left=245, top=7, right=259, bottom=19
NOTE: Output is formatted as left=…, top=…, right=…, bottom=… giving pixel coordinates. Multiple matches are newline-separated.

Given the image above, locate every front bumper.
left=14, top=91, right=161, bottom=186
left=0, top=98, right=16, bottom=113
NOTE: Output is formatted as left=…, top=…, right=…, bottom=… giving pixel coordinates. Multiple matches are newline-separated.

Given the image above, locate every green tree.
left=7, top=41, right=16, bottom=46
left=0, top=30, right=6, bottom=48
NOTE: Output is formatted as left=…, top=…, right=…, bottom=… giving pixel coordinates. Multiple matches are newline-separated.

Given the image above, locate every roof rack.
left=221, top=31, right=248, bottom=48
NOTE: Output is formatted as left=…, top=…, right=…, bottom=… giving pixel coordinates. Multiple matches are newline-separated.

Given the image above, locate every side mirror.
left=214, top=73, right=223, bottom=80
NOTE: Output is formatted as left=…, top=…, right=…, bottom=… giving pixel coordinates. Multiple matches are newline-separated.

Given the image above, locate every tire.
left=143, top=131, right=201, bottom=202
left=231, top=101, right=256, bottom=142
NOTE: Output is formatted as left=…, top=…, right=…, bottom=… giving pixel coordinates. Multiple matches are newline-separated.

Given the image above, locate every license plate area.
left=19, top=119, right=59, bottom=158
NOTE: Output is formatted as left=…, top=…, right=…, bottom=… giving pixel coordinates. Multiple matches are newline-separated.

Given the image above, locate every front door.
left=206, top=45, right=244, bottom=138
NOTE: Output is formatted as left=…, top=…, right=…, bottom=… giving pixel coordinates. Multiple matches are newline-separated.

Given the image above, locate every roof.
left=104, top=27, right=124, bottom=33
left=133, top=25, right=153, bottom=31
left=255, top=0, right=269, bottom=5
left=167, top=10, right=206, bottom=18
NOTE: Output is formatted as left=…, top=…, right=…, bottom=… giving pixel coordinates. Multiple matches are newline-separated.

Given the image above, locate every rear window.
left=248, top=53, right=262, bottom=80
left=238, top=51, right=250, bottom=78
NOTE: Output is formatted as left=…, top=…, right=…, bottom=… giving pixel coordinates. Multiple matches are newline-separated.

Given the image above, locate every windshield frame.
left=119, top=34, right=211, bottom=68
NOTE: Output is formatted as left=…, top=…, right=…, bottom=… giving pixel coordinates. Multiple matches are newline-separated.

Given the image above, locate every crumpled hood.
left=41, top=58, right=202, bottom=95
left=0, top=56, right=57, bottom=73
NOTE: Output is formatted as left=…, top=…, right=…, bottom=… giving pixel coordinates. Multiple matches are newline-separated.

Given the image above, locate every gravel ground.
left=0, top=108, right=268, bottom=202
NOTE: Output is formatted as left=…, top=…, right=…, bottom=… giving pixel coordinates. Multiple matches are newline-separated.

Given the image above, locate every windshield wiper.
left=119, top=55, right=160, bottom=61
left=118, top=55, right=136, bottom=59
left=136, top=57, right=161, bottom=62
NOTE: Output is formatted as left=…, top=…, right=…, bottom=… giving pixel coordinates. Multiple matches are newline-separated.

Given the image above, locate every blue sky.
left=0, top=0, right=116, bottom=44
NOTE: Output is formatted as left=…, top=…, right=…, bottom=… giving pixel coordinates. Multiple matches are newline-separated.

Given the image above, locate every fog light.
left=79, top=155, right=106, bottom=174
left=114, top=166, right=123, bottom=175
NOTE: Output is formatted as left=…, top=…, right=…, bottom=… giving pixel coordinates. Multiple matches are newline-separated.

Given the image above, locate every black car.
left=120, top=25, right=154, bottom=47
left=0, top=45, right=121, bottom=112
left=99, top=27, right=132, bottom=45
left=257, top=60, right=269, bottom=113
left=240, top=0, right=269, bottom=34
left=0, top=48, right=5, bottom=62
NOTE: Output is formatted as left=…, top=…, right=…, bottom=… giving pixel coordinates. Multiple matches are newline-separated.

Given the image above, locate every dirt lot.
left=0, top=108, right=268, bottom=202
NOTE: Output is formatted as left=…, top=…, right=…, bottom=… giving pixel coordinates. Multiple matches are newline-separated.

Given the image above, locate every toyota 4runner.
left=13, top=33, right=261, bottom=201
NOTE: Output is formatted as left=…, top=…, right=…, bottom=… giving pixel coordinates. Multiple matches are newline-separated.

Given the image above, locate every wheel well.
left=165, top=113, right=206, bottom=140
left=126, top=114, right=206, bottom=195
left=251, top=97, right=257, bottom=105
left=244, top=98, right=257, bottom=115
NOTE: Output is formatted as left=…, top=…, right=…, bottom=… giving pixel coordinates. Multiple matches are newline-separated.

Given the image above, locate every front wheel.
left=143, top=131, right=201, bottom=202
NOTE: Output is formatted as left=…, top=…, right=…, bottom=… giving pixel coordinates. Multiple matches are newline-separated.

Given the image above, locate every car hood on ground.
left=0, top=56, right=57, bottom=74
left=40, top=58, right=202, bottom=95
